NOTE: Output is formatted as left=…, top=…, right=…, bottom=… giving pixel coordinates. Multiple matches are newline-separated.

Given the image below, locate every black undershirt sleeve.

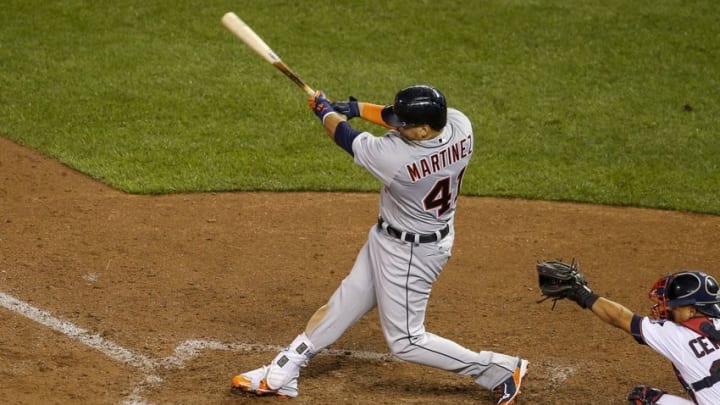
left=630, top=314, right=646, bottom=344
left=333, top=121, right=362, bottom=156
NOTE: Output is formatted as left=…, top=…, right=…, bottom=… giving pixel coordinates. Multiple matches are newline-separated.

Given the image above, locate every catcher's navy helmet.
left=650, top=271, right=720, bottom=319
left=381, top=85, right=447, bottom=130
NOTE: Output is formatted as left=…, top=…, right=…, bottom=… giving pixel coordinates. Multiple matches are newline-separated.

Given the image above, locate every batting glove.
left=308, top=91, right=335, bottom=123
left=331, top=96, right=360, bottom=119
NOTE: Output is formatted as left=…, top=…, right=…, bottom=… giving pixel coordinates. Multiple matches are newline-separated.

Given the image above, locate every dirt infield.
left=2, top=136, right=719, bottom=404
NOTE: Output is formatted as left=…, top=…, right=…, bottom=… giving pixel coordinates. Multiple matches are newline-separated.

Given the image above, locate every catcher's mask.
left=381, top=85, right=447, bottom=131
left=649, top=271, right=720, bottom=320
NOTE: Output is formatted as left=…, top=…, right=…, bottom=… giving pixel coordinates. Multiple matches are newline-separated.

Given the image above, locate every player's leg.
left=304, top=236, right=378, bottom=349
left=232, top=228, right=377, bottom=396
left=371, top=228, right=525, bottom=393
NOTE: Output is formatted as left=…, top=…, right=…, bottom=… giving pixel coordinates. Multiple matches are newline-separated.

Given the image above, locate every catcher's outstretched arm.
left=589, top=297, right=634, bottom=334
left=536, top=260, right=636, bottom=335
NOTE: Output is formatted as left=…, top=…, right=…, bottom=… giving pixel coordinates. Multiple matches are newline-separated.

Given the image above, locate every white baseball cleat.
left=231, top=365, right=299, bottom=398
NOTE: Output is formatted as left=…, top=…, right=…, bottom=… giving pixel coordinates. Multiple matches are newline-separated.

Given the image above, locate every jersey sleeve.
left=636, top=317, right=688, bottom=360
left=630, top=314, right=646, bottom=344
left=351, top=131, right=403, bottom=186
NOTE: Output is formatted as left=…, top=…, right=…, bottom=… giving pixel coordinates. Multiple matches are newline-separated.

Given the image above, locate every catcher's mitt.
left=536, top=259, right=599, bottom=309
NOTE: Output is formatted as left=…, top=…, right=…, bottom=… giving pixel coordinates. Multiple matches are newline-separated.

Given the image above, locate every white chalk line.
left=0, top=291, right=393, bottom=405
left=1, top=291, right=576, bottom=403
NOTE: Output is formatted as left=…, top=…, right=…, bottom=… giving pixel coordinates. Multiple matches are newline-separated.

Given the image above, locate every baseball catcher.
left=536, top=259, right=720, bottom=404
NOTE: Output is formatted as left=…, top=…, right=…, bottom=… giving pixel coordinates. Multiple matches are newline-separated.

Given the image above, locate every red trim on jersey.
left=682, top=317, right=720, bottom=341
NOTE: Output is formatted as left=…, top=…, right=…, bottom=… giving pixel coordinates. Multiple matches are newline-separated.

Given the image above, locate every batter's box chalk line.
left=0, top=291, right=393, bottom=405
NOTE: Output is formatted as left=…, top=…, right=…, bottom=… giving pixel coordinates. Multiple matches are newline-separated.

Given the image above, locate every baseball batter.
left=537, top=262, right=720, bottom=404
left=231, top=85, right=528, bottom=404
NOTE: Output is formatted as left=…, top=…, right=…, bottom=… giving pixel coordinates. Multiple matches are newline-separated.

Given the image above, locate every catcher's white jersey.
left=637, top=316, right=720, bottom=404
left=352, top=108, right=472, bottom=233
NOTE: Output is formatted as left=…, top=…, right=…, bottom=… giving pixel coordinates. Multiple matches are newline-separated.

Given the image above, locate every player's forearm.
left=321, top=112, right=345, bottom=140
left=358, top=103, right=394, bottom=129
left=590, top=297, right=634, bottom=334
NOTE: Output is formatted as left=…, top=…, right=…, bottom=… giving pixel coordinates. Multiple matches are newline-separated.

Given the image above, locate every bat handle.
left=302, top=84, right=316, bottom=97
left=272, top=61, right=315, bottom=96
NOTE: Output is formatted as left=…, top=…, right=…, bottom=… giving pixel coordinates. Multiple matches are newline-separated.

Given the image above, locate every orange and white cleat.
left=493, top=359, right=529, bottom=405
left=231, top=365, right=299, bottom=398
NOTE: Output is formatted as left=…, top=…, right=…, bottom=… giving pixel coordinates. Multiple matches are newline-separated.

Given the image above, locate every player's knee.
left=387, top=336, right=424, bottom=361
left=627, top=385, right=665, bottom=405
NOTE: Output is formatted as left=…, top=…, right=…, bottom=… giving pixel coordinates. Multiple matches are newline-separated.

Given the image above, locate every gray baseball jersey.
left=305, top=106, right=522, bottom=390
left=354, top=108, right=472, bottom=233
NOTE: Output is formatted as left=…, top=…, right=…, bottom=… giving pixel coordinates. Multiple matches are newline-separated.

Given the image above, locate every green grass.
left=1, top=0, right=718, bottom=214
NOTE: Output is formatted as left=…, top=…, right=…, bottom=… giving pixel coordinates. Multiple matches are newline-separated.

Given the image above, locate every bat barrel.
left=222, top=12, right=316, bottom=96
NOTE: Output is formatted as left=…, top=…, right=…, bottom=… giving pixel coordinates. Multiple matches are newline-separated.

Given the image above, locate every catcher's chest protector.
left=682, top=317, right=720, bottom=341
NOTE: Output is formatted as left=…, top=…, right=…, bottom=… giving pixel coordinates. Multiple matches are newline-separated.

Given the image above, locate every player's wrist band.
left=321, top=111, right=339, bottom=125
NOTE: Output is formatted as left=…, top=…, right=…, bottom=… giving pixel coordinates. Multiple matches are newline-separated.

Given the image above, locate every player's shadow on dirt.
left=303, top=355, right=485, bottom=401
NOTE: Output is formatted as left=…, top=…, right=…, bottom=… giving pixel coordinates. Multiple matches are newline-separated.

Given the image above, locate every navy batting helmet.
left=650, top=271, right=720, bottom=319
left=381, top=85, right=447, bottom=130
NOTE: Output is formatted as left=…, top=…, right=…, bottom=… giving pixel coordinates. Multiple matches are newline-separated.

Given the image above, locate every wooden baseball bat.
left=221, top=12, right=316, bottom=96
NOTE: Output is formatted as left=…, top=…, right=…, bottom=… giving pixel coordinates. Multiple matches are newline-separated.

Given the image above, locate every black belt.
left=691, top=373, right=720, bottom=391
left=377, top=217, right=449, bottom=244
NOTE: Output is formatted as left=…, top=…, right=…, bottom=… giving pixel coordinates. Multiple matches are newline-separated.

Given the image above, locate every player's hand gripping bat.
left=221, top=12, right=316, bottom=97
